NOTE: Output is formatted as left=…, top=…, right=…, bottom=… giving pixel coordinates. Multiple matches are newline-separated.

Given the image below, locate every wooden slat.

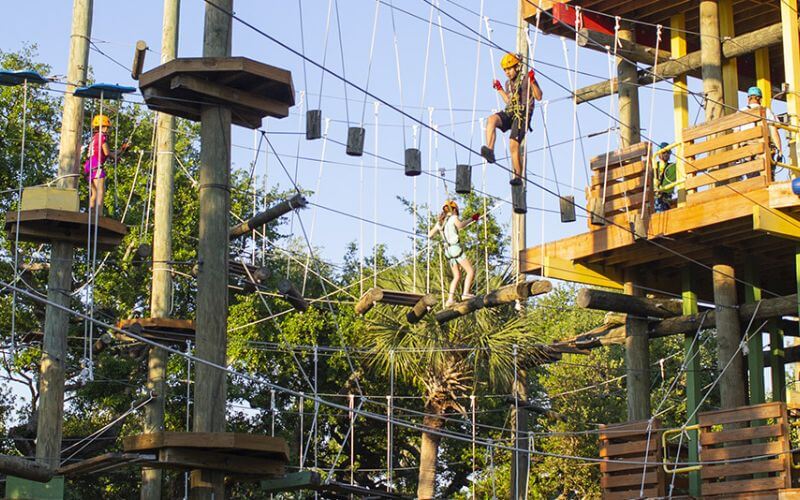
left=702, top=475, right=787, bottom=496
left=600, top=438, right=660, bottom=458
left=701, top=440, right=784, bottom=462
left=685, top=143, right=764, bottom=173
left=600, top=470, right=660, bottom=488
left=604, top=190, right=651, bottom=213
left=590, top=142, right=649, bottom=170
left=601, top=452, right=660, bottom=473
left=603, top=486, right=660, bottom=500
left=685, top=158, right=765, bottom=190
left=591, top=160, right=647, bottom=186
left=684, top=125, right=764, bottom=157
left=686, top=176, right=766, bottom=205
left=682, top=110, right=763, bottom=142
left=699, top=402, right=785, bottom=427
left=591, top=175, right=645, bottom=199
left=700, top=423, right=786, bottom=446
left=599, top=420, right=660, bottom=441
left=701, top=457, right=786, bottom=480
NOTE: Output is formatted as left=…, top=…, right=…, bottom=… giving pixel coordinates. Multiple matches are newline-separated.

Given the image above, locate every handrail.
left=661, top=424, right=702, bottom=474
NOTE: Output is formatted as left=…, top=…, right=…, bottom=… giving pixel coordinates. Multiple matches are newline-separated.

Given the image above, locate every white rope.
left=426, top=107, right=434, bottom=295
left=373, top=101, right=380, bottom=289
left=287, top=92, right=306, bottom=279
left=413, top=125, right=419, bottom=292
left=10, top=79, right=30, bottom=357
left=417, top=2, right=436, bottom=125
left=435, top=0, right=460, bottom=164
left=466, top=0, right=485, bottom=160
left=316, top=0, right=334, bottom=110
left=333, top=0, right=352, bottom=126
left=540, top=102, right=549, bottom=274
left=640, top=24, right=663, bottom=217
left=358, top=0, right=382, bottom=127
left=301, top=117, right=331, bottom=295
left=566, top=7, right=582, bottom=192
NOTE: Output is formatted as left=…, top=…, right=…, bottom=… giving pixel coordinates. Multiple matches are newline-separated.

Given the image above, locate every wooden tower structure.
left=523, top=0, right=800, bottom=497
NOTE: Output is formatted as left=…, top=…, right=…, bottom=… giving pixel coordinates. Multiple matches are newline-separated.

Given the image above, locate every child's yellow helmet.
left=500, top=52, right=520, bottom=70
left=443, top=200, right=458, bottom=212
left=92, top=114, right=111, bottom=128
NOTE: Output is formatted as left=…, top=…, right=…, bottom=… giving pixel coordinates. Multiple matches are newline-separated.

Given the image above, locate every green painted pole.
left=769, top=319, right=785, bottom=402
left=682, top=268, right=701, bottom=497
left=744, top=261, right=765, bottom=404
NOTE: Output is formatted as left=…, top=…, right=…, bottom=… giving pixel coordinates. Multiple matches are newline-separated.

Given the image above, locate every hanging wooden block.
left=588, top=198, right=605, bottom=226
left=560, top=195, right=576, bottom=223
left=455, top=164, right=472, bottom=194
left=631, top=213, right=648, bottom=241
left=512, top=184, right=526, bottom=214
left=404, top=148, right=422, bottom=176
left=278, top=279, right=309, bottom=312
left=346, top=127, right=365, bottom=156
left=306, top=109, right=322, bottom=140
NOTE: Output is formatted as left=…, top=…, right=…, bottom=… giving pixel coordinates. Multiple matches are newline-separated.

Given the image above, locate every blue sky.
left=2, top=0, right=751, bottom=274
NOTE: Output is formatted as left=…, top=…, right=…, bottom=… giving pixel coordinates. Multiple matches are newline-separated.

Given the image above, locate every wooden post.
left=782, top=0, right=800, bottom=167
left=700, top=0, right=724, bottom=121
left=131, top=40, right=148, bottom=80
left=624, top=270, right=650, bottom=421
left=681, top=269, right=701, bottom=496
left=36, top=0, right=92, bottom=469
left=770, top=319, right=786, bottom=402
left=406, top=294, right=437, bottom=324
left=142, top=1, right=179, bottom=499
left=577, top=28, right=670, bottom=65
left=719, top=0, right=738, bottom=114
left=617, top=22, right=641, bottom=147
left=712, top=253, right=746, bottom=409
left=0, top=455, right=55, bottom=483
left=755, top=48, right=772, bottom=108
left=191, top=1, right=232, bottom=498
left=744, top=261, right=765, bottom=405
left=511, top=0, right=527, bottom=284
left=672, top=14, right=689, bottom=207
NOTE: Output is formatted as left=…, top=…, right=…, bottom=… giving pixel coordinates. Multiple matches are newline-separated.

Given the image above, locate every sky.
left=1, top=0, right=760, bottom=277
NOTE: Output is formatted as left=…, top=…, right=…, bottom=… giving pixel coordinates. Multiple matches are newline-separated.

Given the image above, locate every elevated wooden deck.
left=4, top=209, right=128, bottom=250
left=521, top=112, right=800, bottom=297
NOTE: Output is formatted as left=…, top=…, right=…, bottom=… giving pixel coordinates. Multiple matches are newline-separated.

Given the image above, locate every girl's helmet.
left=501, top=53, right=520, bottom=70
left=443, top=200, right=458, bottom=212
left=92, top=114, right=111, bottom=128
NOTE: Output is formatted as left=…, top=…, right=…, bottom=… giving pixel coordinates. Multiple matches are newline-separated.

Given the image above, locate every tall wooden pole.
left=700, top=0, right=724, bottom=121
left=141, top=1, right=179, bottom=498
left=36, top=0, right=92, bottom=469
left=190, top=1, right=232, bottom=498
left=718, top=0, right=738, bottom=114
left=681, top=269, right=701, bottom=496
left=624, top=270, right=650, bottom=421
left=712, top=253, right=746, bottom=409
left=509, top=4, right=528, bottom=499
left=671, top=14, right=689, bottom=207
left=617, top=22, right=641, bottom=147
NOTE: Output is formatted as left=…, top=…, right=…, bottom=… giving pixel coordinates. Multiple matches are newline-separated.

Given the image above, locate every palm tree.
left=362, top=264, right=545, bottom=499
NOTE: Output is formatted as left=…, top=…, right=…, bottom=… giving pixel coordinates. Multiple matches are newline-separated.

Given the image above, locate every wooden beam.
left=617, top=22, right=641, bottom=146
left=538, top=256, right=623, bottom=290
left=672, top=13, right=689, bottom=207
left=355, top=287, right=383, bottom=315
left=170, top=74, right=289, bottom=118
left=434, top=280, right=551, bottom=324
left=577, top=28, right=670, bottom=65
left=577, top=288, right=682, bottom=318
left=131, top=40, right=148, bottom=80
left=406, top=294, right=437, bottom=324
left=755, top=47, right=772, bottom=109
left=753, top=206, right=800, bottom=242
left=0, top=454, right=55, bottom=483
left=277, top=280, right=308, bottom=312
left=719, top=0, right=739, bottom=115
left=574, top=19, right=789, bottom=103
left=229, top=194, right=307, bottom=240
left=782, top=0, right=800, bottom=166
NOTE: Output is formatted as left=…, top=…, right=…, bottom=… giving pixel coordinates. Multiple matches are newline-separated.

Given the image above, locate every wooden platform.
left=138, top=57, right=294, bottom=129
left=116, top=317, right=195, bottom=345
left=4, top=209, right=127, bottom=250
left=521, top=111, right=800, bottom=298
left=122, top=432, right=289, bottom=478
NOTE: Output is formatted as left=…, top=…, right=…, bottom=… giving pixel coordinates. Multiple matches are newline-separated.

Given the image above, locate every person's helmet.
left=747, top=86, right=763, bottom=98
left=500, top=52, right=520, bottom=70
left=92, top=114, right=111, bottom=128
left=443, top=200, right=458, bottom=212
left=659, top=142, right=670, bottom=150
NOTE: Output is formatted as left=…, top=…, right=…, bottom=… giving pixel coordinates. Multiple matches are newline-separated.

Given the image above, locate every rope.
left=358, top=0, right=382, bottom=127
left=466, top=0, right=485, bottom=161
left=333, top=0, right=351, bottom=126
left=434, top=0, right=460, bottom=164
left=373, top=101, right=380, bottom=289
left=565, top=8, right=582, bottom=194
left=10, top=78, right=30, bottom=358
left=640, top=24, right=663, bottom=217
left=316, top=0, right=334, bottom=110
left=301, top=118, right=331, bottom=295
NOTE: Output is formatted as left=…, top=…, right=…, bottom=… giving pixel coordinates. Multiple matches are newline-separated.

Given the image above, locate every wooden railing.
left=585, top=109, right=773, bottom=231
left=682, top=108, right=772, bottom=205
left=599, top=419, right=664, bottom=499
left=586, top=142, right=652, bottom=228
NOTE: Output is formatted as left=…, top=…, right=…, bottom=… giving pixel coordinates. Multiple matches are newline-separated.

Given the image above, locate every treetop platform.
left=122, top=432, right=289, bottom=478
left=138, top=57, right=294, bottom=129
left=4, top=209, right=127, bottom=250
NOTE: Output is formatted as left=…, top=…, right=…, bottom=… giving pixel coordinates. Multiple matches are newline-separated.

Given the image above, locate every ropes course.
left=5, top=0, right=800, bottom=498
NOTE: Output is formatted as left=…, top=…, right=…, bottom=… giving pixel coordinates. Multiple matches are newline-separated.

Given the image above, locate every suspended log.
left=576, top=288, right=683, bottom=318
left=229, top=193, right=307, bottom=240
left=406, top=294, right=437, bottom=324
left=577, top=28, right=670, bottom=65
left=435, top=295, right=485, bottom=324
left=131, top=40, right=148, bottom=80
left=0, top=454, right=55, bottom=483
left=575, top=19, right=789, bottom=103
left=277, top=280, right=308, bottom=312
left=355, top=287, right=384, bottom=315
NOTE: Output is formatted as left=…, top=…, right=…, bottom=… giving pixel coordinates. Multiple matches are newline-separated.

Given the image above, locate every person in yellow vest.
left=428, top=200, right=479, bottom=307
left=653, top=142, right=676, bottom=212
left=481, top=52, right=542, bottom=185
